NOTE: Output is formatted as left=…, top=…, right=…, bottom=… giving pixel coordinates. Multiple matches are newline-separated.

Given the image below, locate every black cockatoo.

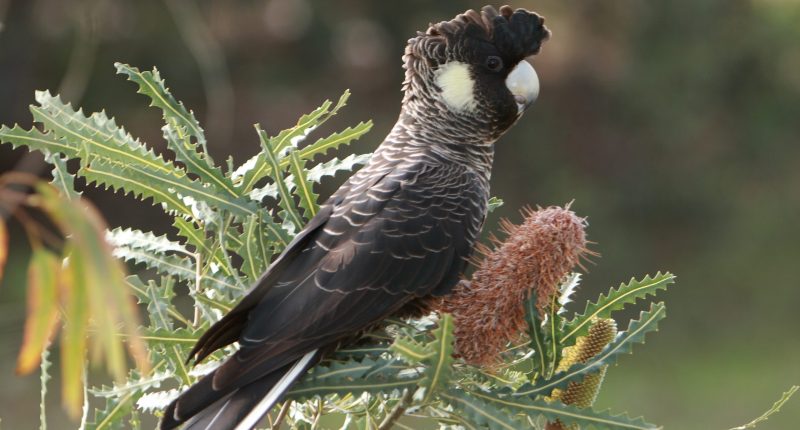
left=161, top=5, right=549, bottom=429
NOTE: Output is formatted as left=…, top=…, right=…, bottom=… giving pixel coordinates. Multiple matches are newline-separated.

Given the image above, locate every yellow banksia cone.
left=437, top=205, right=589, bottom=366
left=548, top=318, right=618, bottom=429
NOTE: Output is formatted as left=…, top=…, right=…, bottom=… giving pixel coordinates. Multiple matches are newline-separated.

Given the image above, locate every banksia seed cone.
left=437, top=205, right=589, bottom=366
left=547, top=318, right=618, bottom=430
left=555, top=318, right=618, bottom=374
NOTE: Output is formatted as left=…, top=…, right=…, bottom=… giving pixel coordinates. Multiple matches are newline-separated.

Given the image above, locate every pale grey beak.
left=505, top=60, right=540, bottom=114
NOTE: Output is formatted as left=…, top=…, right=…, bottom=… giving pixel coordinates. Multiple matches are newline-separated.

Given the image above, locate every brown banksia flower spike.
left=437, top=204, right=591, bottom=366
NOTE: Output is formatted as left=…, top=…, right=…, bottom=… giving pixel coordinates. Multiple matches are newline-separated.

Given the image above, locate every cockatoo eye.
left=485, top=56, right=503, bottom=71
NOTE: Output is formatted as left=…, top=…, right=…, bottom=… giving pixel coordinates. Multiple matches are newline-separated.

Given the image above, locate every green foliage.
left=0, top=63, right=684, bottom=429
left=0, top=172, right=149, bottom=419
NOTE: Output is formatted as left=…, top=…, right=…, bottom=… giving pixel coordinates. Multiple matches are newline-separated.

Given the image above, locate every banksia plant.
left=438, top=205, right=590, bottom=366
left=1, top=62, right=712, bottom=429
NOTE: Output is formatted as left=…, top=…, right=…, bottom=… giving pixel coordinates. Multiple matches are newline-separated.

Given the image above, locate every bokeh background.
left=1, top=0, right=799, bottom=428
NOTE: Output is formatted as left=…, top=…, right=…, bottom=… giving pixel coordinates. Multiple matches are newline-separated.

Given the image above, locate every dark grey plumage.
left=161, top=6, right=549, bottom=430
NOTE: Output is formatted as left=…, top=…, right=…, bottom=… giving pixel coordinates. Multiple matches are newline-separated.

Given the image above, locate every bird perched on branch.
left=161, top=5, right=549, bottom=429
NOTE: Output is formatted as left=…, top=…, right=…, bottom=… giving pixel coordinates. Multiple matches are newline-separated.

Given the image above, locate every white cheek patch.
left=434, top=61, right=477, bottom=112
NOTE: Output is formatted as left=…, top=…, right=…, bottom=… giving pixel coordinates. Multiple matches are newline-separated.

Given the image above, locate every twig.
left=729, top=385, right=799, bottom=429
left=378, top=389, right=414, bottom=430
left=310, top=398, right=324, bottom=430
left=272, top=401, right=292, bottom=429
left=193, top=251, right=202, bottom=327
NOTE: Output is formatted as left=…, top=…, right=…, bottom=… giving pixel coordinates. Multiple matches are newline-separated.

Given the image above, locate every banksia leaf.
left=17, top=247, right=62, bottom=375
left=288, top=356, right=421, bottom=401
left=232, top=91, right=369, bottom=193
left=438, top=206, right=589, bottom=366
left=421, top=314, right=456, bottom=400
left=440, top=389, right=522, bottom=430
left=162, top=122, right=237, bottom=198
left=256, top=124, right=304, bottom=230
left=30, top=91, right=174, bottom=175
left=249, top=153, right=370, bottom=202
left=563, top=272, right=674, bottom=343
left=80, top=157, right=258, bottom=219
left=116, top=63, right=236, bottom=197
left=297, top=120, right=372, bottom=161
left=237, top=214, right=268, bottom=281
left=114, top=63, right=207, bottom=150
left=47, top=153, right=80, bottom=200
left=463, top=387, right=657, bottom=430
left=172, top=218, right=233, bottom=278
left=488, top=196, right=504, bottom=212
left=515, top=303, right=666, bottom=397
left=112, top=238, right=239, bottom=293
left=288, top=150, right=319, bottom=218
left=85, top=395, right=136, bottom=430
left=389, top=314, right=456, bottom=400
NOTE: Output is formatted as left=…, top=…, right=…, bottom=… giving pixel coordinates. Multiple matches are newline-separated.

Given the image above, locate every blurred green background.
left=1, top=0, right=799, bottom=428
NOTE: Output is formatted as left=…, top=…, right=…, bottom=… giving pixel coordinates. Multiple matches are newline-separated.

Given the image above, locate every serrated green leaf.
left=525, top=295, right=549, bottom=381
left=462, top=388, right=657, bottom=430
left=145, top=277, right=175, bottom=331
left=46, top=153, right=80, bottom=200
left=516, top=302, right=666, bottom=397
left=237, top=214, right=267, bottom=281
left=163, top=122, right=238, bottom=196
left=288, top=150, right=319, bottom=218
left=422, top=314, right=455, bottom=401
left=81, top=157, right=257, bottom=219
left=106, top=227, right=189, bottom=256
left=488, top=196, right=504, bottom=213
left=233, top=91, right=371, bottom=193
left=80, top=158, right=190, bottom=215
left=0, top=125, right=70, bottom=158
left=114, top=64, right=205, bottom=147
left=390, top=336, right=431, bottom=363
left=249, top=153, right=369, bottom=202
left=256, top=124, right=304, bottom=230
left=142, top=327, right=203, bottom=385
left=126, top=276, right=190, bottom=329
left=439, top=389, right=522, bottom=430
left=172, top=217, right=233, bottom=277
left=233, top=95, right=338, bottom=192
left=90, top=366, right=170, bottom=399
left=141, top=327, right=202, bottom=347
left=116, top=63, right=237, bottom=197
left=288, top=357, right=422, bottom=402
left=286, top=368, right=424, bottom=400
left=113, top=241, right=240, bottom=293
left=135, top=388, right=181, bottom=413
left=85, top=395, right=135, bottom=430
left=297, top=120, right=372, bottom=162
left=563, top=272, right=674, bottom=343
left=31, top=91, right=173, bottom=175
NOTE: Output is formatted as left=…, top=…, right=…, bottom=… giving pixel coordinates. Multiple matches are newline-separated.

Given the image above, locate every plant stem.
left=193, top=251, right=202, bottom=327
left=310, top=398, right=324, bottom=430
left=378, top=389, right=414, bottom=430
left=39, top=347, right=51, bottom=430
left=272, top=401, right=292, bottom=429
left=78, top=360, right=89, bottom=430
